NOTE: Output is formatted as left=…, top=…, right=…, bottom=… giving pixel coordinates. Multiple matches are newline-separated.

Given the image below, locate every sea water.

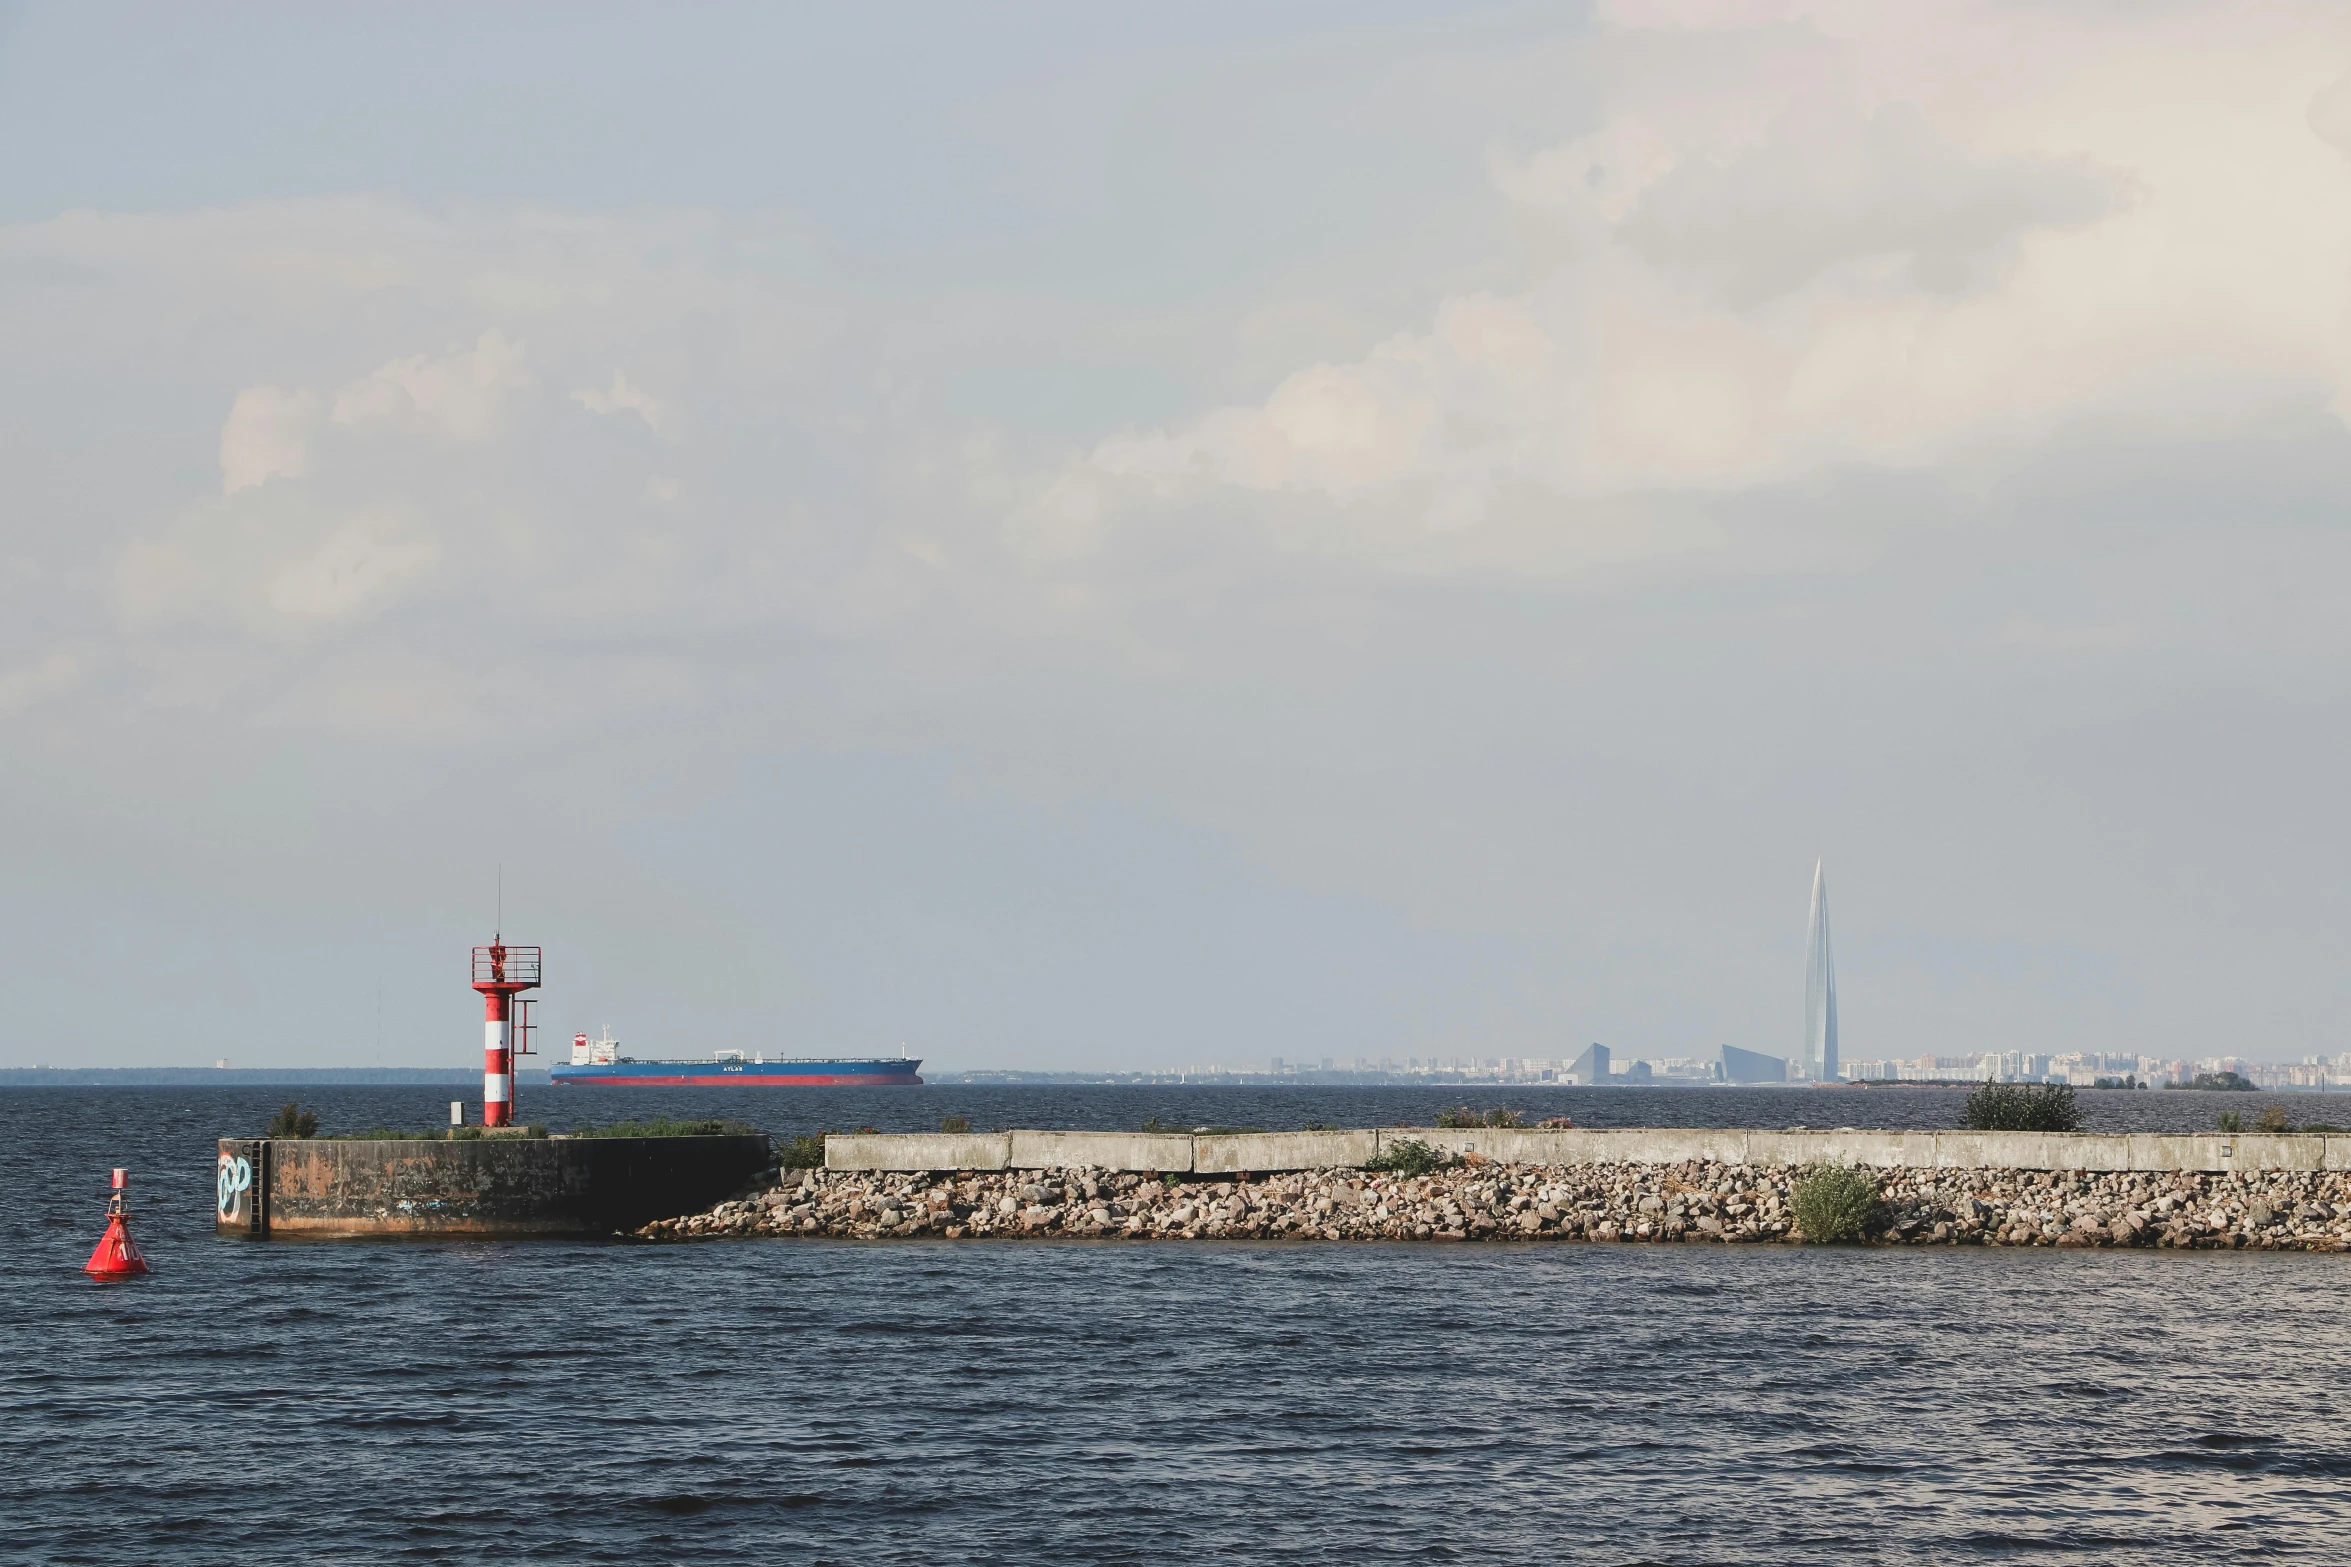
left=6, top=1086, right=2347, bottom=1564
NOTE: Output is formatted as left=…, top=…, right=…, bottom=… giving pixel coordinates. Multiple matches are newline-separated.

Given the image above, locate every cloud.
left=219, top=385, right=319, bottom=495
left=1083, top=2, right=2351, bottom=521
left=572, top=369, right=668, bottom=433
left=0, top=649, right=82, bottom=717
left=116, top=496, right=442, bottom=638
left=2309, top=71, right=2351, bottom=160
left=1609, top=106, right=2132, bottom=305
left=330, top=328, right=532, bottom=442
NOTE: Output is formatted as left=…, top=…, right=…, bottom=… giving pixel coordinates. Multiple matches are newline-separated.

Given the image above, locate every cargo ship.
left=549, top=1030, right=923, bottom=1088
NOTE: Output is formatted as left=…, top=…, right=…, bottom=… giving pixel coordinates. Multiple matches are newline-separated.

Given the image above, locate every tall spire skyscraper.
left=1803, top=860, right=1838, bottom=1083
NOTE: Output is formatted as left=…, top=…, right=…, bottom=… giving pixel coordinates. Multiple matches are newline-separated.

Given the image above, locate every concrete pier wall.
left=824, top=1127, right=2351, bottom=1175
left=217, top=1134, right=771, bottom=1237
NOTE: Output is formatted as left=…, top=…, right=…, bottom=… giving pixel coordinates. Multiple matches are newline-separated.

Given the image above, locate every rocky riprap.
left=633, top=1162, right=2351, bottom=1249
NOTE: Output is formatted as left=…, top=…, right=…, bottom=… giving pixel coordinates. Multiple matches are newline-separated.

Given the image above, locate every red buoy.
left=84, top=1167, right=150, bottom=1280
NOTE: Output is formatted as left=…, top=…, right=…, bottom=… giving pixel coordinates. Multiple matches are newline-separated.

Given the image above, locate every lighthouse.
left=471, top=938, right=542, bottom=1127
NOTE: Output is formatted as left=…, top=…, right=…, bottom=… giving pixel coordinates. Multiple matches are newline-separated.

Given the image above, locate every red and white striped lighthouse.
left=471, top=938, right=542, bottom=1128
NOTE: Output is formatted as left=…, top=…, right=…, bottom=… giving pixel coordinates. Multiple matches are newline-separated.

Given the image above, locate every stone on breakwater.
left=635, top=1160, right=2351, bottom=1251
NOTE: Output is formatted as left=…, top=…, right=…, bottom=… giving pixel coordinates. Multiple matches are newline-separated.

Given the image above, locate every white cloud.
left=572, top=369, right=667, bottom=433
left=263, top=512, right=443, bottom=622
left=116, top=497, right=441, bottom=638
left=330, top=328, right=532, bottom=442
left=219, top=385, right=319, bottom=494
left=1089, top=2, right=2351, bottom=521
left=0, top=649, right=82, bottom=717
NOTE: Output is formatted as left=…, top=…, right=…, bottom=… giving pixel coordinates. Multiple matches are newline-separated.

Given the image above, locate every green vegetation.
left=265, top=1103, right=319, bottom=1139
left=1139, top=1117, right=1166, bottom=1133
left=567, top=1117, right=759, bottom=1139
left=939, top=1114, right=972, bottom=1134
left=2166, top=1072, right=2256, bottom=1092
left=1363, top=1137, right=1456, bottom=1177
left=326, top=1125, right=546, bottom=1140
left=1961, top=1082, right=2080, bottom=1133
left=2256, top=1104, right=2292, bottom=1133
left=1435, top=1106, right=1525, bottom=1129
left=2216, top=1110, right=2244, bottom=1134
left=779, top=1132, right=830, bottom=1169
left=1790, top=1162, right=1881, bottom=1243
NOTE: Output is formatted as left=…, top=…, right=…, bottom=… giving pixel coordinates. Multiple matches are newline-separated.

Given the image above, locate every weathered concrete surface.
left=218, top=1135, right=771, bottom=1237
left=1195, top=1131, right=1377, bottom=1173
left=1010, top=1131, right=1194, bottom=1172
left=828, top=1132, right=1012, bottom=1171
left=826, top=1127, right=2351, bottom=1174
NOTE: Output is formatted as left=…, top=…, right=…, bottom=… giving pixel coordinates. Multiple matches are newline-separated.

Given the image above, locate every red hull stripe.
left=555, top=1074, right=924, bottom=1087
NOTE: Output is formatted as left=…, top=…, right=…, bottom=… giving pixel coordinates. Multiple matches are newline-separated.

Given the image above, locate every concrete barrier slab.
left=1744, top=1132, right=1846, bottom=1168
left=806, top=1125, right=2341, bottom=1176
left=2227, top=1134, right=2324, bottom=1172
left=1933, top=1133, right=2000, bottom=1170
left=1542, top=1129, right=1753, bottom=1166
left=1009, top=1130, right=1193, bottom=1172
left=828, top=1132, right=1010, bottom=1171
left=2133, top=1134, right=2231, bottom=1172
left=2034, top=1134, right=2132, bottom=1171
left=1196, top=1131, right=1375, bottom=1172
left=1800, top=1131, right=1942, bottom=1168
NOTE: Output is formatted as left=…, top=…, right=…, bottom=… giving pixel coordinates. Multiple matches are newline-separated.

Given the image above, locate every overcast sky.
left=5, top=0, right=2350, bottom=1071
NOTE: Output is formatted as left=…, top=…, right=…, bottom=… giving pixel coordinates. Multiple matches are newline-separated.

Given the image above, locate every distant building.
left=1616, top=1059, right=1654, bottom=1084
left=1718, top=1044, right=1789, bottom=1084
left=1567, top=1042, right=1610, bottom=1085
left=1803, top=860, right=1840, bottom=1083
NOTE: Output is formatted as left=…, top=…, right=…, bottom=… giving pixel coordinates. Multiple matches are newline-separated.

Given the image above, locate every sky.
left=5, top=0, right=2351, bottom=1072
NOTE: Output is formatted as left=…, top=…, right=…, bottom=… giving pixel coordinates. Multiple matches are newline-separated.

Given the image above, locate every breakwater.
left=216, top=1133, right=771, bottom=1237
left=628, top=1126, right=2351, bottom=1247
left=638, top=1158, right=2351, bottom=1249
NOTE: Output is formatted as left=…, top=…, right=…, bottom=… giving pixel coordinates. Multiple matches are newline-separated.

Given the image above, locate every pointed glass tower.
left=1803, top=861, right=1838, bottom=1083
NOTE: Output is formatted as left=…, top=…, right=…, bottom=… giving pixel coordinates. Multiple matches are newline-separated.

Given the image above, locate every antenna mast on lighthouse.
left=471, top=934, right=542, bottom=1127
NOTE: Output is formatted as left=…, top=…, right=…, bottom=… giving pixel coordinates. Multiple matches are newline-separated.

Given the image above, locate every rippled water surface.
left=9, top=1087, right=2350, bottom=1565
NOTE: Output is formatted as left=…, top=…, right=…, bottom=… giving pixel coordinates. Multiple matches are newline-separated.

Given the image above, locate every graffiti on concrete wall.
left=217, top=1152, right=252, bottom=1219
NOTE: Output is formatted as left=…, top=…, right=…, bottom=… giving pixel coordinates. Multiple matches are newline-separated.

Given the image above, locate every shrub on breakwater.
left=1790, top=1162, right=1880, bottom=1243
left=1435, top=1106, right=1526, bottom=1129
left=265, top=1103, right=320, bottom=1139
left=570, top=1118, right=759, bottom=1140
left=779, top=1132, right=830, bottom=1168
left=2217, top=1110, right=2244, bottom=1134
left=1962, top=1083, right=2080, bottom=1133
left=1363, top=1138, right=1456, bottom=1177
left=939, top=1115, right=972, bottom=1134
